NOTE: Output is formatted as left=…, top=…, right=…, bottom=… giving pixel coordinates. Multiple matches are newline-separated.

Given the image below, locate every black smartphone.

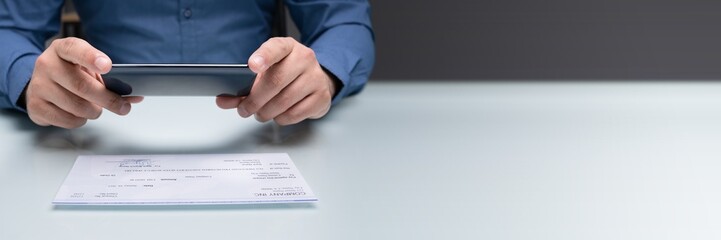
left=102, top=64, right=256, bottom=96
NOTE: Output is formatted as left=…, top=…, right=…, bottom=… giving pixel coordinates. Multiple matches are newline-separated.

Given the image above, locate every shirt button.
left=183, top=8, right=192, bottom=18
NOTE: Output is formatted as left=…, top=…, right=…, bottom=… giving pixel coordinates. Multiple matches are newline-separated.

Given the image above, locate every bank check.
left=53, top=153, right=317, bottom=205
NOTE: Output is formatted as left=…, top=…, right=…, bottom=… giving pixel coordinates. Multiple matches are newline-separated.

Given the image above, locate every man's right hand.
left=25, top=37, right=143, bottom=129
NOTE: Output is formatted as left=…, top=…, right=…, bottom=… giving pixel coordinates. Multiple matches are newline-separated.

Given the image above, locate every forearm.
left=286, top=0, right=375, bottom=105
left=1, top=0, right=63, bottom=111
left=311, top=24, right=375, bottom=105
left=0, top=28, right=42, bottom=111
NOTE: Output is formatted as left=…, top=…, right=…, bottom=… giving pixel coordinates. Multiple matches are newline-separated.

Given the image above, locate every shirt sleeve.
left=285, top=0, right=375, bottom=105
left=0, top=1, right=63, bottom=112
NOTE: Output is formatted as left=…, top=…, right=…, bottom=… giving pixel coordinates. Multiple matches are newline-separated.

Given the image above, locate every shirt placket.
left=179, top=0, right=197, bottom=62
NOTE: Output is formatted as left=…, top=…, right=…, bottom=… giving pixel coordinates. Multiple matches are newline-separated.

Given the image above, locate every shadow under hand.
left=2, top=109, right=318, bottom=154
left=1, top=109, right=101, bottom=149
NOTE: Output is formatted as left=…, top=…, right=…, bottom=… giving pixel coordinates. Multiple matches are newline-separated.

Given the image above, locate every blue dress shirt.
left=0, top=0, right=374, bottom=111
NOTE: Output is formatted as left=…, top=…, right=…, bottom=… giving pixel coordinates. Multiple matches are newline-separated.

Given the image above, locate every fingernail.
left=120, top=103, right=131, bottom=115
left=94, top=57, right=110, bottom=72
left=251, top=56, right=266, bottom=72
left=237, top=106, right=250, bottom=118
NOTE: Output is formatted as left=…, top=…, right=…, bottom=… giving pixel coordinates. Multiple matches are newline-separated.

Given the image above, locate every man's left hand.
left=216, top=37, right=337, bottom=125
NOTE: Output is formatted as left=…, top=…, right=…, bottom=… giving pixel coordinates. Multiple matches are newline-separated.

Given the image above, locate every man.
left=0, top=0, right=375, bottom=129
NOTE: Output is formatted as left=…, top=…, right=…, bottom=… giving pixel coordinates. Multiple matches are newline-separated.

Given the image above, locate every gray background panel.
left=368, top=0, right=721, bottom=80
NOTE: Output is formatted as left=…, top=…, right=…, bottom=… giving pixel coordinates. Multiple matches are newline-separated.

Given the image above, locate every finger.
left=53, top=63, right=130, bottom=116
left=51, top=37, right=112, bottom=74
left=248, top=37, right=296, bottom=73
left=274, top=92, right=330, bottom=126
left=45, top=82, right=103, bottom=119
left=216, top=96, right=244, bottom=110
left=32, top=101, right=88, bottom=129
left=238, top=48, right=312, bottom=117
left=124, top=96, right=144, bottom=104
left=255, top=73, right=314, bottom=122
left=97, top=72, right=143, bottom=104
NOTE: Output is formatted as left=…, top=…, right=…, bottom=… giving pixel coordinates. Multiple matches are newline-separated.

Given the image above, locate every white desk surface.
left=2, top=81, right=721, bottom=239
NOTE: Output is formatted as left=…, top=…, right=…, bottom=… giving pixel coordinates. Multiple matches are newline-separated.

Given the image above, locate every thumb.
left=52, top=37, right=112, bottom=74
left=248, top=54, right=267, bottom=74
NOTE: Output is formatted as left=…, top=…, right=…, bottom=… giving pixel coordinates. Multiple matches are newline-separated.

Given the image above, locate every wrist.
left=17, top=82, right=29, bottom=110
left=321, top=66, right=341, bottom=99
